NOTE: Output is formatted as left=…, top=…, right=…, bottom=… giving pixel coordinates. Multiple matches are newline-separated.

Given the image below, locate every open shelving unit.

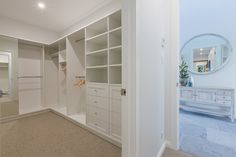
left=85, top=10, right=122, bottom=85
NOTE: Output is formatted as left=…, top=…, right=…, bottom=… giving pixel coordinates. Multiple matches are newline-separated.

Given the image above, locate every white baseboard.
left=0, top=108, right=51, bottom=123
left=156, top=141, right=167, bottom=157
left=166, top=140, right=178, bottom=150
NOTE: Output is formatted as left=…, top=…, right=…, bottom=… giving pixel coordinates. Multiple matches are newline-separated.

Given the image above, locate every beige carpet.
left=0, top=112, right=121, bottom=157
left=162, top=148, right=192, bottom=157
left=0, top=112, right=191, bottom=157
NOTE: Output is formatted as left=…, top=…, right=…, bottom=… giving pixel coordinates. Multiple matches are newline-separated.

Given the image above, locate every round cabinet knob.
left=94, top=101, right=98, bottom=103
left=94, top=112, right=98, bottom=115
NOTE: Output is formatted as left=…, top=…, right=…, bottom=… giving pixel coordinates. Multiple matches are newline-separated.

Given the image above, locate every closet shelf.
left=86, top=65, right=108, bottom=69
left=86, top=32, right=108, bottom=41
left=109, top=27, right=122, bottom=33
left=109, top=64, right=122, bottom=67
left=110, top=45, right=122, bottom=50
left=86, top=48, right=108, bottom=55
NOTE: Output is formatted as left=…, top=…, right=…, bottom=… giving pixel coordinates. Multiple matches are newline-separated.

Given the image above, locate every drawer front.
left=110, top=86, right=121, bottom=100
left=110, top=99, right=121, bottom=113
left=180, top=88, right=195, bottom=101
left=216, top=90, right=233, bottom=96
left=87, top=106, right=109, bottom=122
left=87, top=85, right=108, bottom=97
left=87, top=115, right=109, bottom=134
left=110, top=112, right=121, bottom=127
left=216, top=95, right=232, bottom=101
left=110, top=124, right=121, bottom=140
left=87, top=95, right=109, bottom=109
left=216, top=100, right=232, bottom=106
left=196, top=89, right=215, bottom=103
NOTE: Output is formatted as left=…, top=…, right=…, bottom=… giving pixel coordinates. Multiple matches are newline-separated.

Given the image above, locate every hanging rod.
left=75, top=76, right=85, bottom=79
left=75, top=38, right=85, bottom=43
left=18, top=76, right=43, bottom=79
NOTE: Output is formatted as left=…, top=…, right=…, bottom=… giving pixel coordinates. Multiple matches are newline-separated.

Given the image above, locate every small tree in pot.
left=179, top=58, right=189, bottom=86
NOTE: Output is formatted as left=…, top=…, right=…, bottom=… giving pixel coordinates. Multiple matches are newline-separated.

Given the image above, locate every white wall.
left=59, top=0, right=121, bottom=38
left=0, top=16, right=59, bottom=44
left=135, top=0, right=171, bottom=156
left=0, top=36, right=18, bottom=100
left=180, top=0, right=236, bottom=117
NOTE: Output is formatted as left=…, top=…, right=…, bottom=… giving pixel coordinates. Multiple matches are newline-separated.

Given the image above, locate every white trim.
left=0, top=108, right=50, bottom=123
left=156, top=141, right=167, bottom=157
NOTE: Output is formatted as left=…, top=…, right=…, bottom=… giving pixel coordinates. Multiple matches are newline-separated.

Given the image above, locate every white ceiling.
left=0, top=0, right=114, bottom=32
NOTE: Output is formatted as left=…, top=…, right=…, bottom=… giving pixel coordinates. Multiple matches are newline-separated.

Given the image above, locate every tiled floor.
left=0, top=112, right=121, bottom=157
left=180, top=110, right=236, bottom=157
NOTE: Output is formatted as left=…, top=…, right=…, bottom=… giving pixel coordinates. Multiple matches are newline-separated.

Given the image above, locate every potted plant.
left=179, top=58, right=189, bottom=86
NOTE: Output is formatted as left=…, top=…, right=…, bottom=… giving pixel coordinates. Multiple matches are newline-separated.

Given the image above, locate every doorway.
left=178, top=0, right=236, bottom=157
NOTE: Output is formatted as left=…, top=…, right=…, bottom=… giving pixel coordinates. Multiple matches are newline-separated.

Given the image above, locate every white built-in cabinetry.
left=180, top=87, right=235, bottom=121
left=18, top=42, right=44, bottom=114
left=85, top=10, right=122, bottom=142
left=8, top=10, right=122, bottom=145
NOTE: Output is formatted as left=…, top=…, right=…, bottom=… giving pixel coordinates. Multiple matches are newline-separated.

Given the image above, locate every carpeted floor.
left=0, top=111, right=192, bottom=157
left=180, top=110, right=236, bottom=157
left=0, top=112, right=121, bottom=157
left=162, top=148, right=192, bottom=157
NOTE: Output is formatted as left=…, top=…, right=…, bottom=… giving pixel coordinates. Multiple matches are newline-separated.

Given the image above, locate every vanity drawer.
left=216, top=95, right=232, bottom=101
left=216, top=100, right=232, bottom=106
left=216, top=90, right=233, bottom=96
left=110, top=99, right=121, bottom=113
left=87, top=95, right=109, bottom=109
left=87, top=85, right=108, bottom=97
left=87, top=106, right=109, bottom=122
left=87, top=115, right=109, bottom=134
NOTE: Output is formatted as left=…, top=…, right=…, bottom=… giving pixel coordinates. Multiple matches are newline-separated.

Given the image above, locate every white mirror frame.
left=180, top=33, right=233, bottom=75
left=0, top=51, right=12, bottom=96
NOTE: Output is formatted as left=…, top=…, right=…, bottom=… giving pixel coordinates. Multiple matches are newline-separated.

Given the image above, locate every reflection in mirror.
left=0, top=35, right=19, bottom=118
left=0, top=52, right=10, bottom=97
left=181, top=34, right=231, bottom=74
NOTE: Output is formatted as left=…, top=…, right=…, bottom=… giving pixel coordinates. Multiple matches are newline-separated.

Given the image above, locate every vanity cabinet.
left=180, top=87, right=235, bottom=122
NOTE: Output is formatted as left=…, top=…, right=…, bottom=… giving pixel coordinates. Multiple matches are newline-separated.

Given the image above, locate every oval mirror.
left=181, top=34, right=232, bottom=74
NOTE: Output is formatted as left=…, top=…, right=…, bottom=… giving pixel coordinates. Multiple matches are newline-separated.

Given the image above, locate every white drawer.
left=87, top=95, right=109, bottom=110
left=216, top=100, right=232, bottom=106
left=216, top=90, right=233, bottom=96
left=87, top=115, right=109, bottom=134
left=110, top=86, right=121, bottom=99
left=87, top=106, right=109, bottom=122
left=110, top=99, right=121, bottom=113
left=216, top=95, right=232, bottom=101
left=110, top=124, right=121, bottom=140
left=87, top=85, right=108, bottom=97
left=110, top=112, right=121, bottom=127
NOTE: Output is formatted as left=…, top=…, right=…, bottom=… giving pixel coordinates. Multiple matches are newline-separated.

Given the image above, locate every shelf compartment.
left=86, top=34, right=108, bottom=53
left=86, top=67, right=108, bottom=83
left=109, top=66, right=121, bottom=84
left=109, top=11, right=121, bottom=30
left=109, top=47, right=122, bottom=65
left=109, top=29, right=121, bottom=48
left=86, top=18, right=108, bottom=39
left=86, top=50, right=108, bottom=67
left=59, top=50, right=66, bottom=63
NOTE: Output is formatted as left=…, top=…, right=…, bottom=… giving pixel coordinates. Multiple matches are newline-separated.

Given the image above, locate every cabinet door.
left=110, top=86, right=121, bottom=141
left=195, top=89, right=216, bottom=104
left=180, top=88, right=195, bottom=101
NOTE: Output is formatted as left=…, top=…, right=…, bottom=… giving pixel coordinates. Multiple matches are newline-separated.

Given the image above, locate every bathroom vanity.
left=180, top=87, right=235, bottom=122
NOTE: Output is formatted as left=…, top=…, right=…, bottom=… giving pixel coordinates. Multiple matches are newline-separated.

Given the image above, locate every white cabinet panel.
left=87, top=115, right=109, bottom=134
left=87, top=95, right=109, bottom=109
left=180, top=88, right=195, bottom=101
left=87, top=106, right=109, bottom=122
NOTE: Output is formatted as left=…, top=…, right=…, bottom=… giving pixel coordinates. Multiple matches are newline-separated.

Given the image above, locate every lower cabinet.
left=86, top=83, right=121, bottom=142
